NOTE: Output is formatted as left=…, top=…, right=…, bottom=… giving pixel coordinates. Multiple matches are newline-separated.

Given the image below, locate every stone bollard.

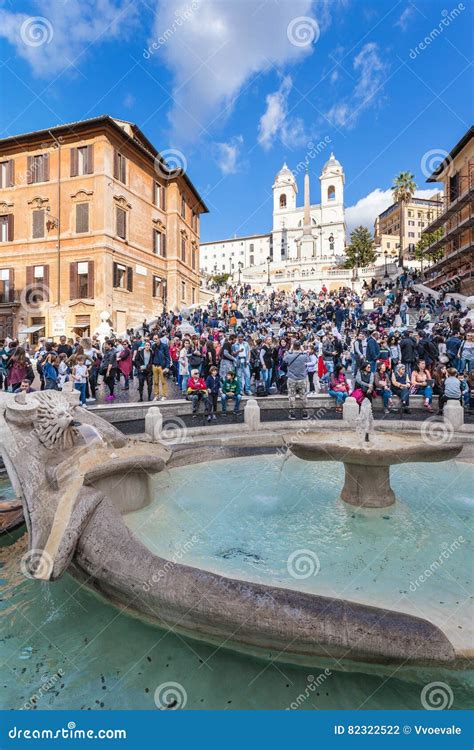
left=244, top=398, right=260, bottom=430
left=443, top=401, right=464, bottom=432
left=343, top=396, right=359, bottom=426
left=145, top=406, right=163, bottom=440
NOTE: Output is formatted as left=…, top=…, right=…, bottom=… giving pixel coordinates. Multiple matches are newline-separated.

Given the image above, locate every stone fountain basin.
left=287, top=431, right=463, bottom=465
left=0, top=391, right=468, bottom=678
left=287, top=431, right=463, bottom=508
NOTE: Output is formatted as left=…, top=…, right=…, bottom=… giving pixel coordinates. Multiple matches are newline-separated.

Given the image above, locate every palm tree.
left=392, top=171, right=417, bottom=267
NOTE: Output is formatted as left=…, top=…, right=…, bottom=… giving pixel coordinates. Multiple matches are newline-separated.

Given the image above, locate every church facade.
left=199, top=154, right=346, bottom=284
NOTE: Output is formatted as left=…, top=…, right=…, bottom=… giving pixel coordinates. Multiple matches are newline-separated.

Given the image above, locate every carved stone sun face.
left=32, top=392, right=78, bottom=450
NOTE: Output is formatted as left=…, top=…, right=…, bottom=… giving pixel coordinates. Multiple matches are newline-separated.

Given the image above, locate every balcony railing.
left=0, top=290, right=20, bottom=304
left=425, top=163, right=474, bottom=232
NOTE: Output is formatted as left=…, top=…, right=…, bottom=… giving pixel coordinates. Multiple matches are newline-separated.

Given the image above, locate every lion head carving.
left=32, top=392, right=79, bottom=450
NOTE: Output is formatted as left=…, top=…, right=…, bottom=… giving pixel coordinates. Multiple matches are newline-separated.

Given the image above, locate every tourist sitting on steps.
left=438, top=367, right=462, bottom=414
left=221, top=371, right=242, bottom=416
left=410, top=360, right=434, bottom=412
left=351, top=362, right=374, bottom=405
left=283, top=341, right=310, bottom=421
left=328, top=364, right=349, bottom=413
left=374, top=362, right=395, bottom=414
left=391, top=364, right=411, bottom=414
left=187, top=369, right=208, bottom=417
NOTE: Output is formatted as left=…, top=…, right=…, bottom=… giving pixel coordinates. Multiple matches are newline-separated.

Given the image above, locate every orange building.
left=0, top=116, right=208, bottom=341
left=423, top=127, right=474, bottom=295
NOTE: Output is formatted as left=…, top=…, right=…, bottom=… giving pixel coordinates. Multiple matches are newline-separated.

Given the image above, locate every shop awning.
left=18, top=325, right=45, bottom=334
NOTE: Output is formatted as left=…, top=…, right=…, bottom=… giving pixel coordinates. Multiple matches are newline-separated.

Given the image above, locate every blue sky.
left=1, top=0, right=472, bottom=242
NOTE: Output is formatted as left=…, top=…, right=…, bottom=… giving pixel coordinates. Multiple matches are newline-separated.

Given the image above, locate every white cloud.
left=150, top=0, right=335, bottom=142
left=258, top=76, right=292, bottom=149
left=346, top=187, right=439, bottom=234
left=123, top=93, right=135, bottom=109
left=326, top=42, right=388, bottom=129
left=394, top=6, right=415, bottom=31
left=0, top=0, right=135, bottom=77
left=214, top=135, right=243, bottom=175
left=257, top=75, right=313, bottom=150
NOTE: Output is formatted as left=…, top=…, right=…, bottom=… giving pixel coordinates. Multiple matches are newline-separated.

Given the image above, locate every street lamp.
left=266, top=255, right=272, bottom=286
left=384, top=249, right=389, bottom=278
left=237, top=260, right=243, bottom=285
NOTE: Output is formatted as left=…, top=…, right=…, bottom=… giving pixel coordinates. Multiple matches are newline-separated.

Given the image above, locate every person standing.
left=151, top=338, right=170, bottom=401
left=72, top=355, right=88, bottom=406
left=135, top=341, right=153, bottom=401
left=283, top=341, right=310, bottom=420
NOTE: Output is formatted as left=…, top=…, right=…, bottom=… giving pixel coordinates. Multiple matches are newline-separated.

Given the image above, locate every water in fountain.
left=76, top=423, right=104, bottom=446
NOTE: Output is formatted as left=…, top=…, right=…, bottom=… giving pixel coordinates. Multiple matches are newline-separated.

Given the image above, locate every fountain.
left=0, top=390, right=470, bottom=680
left=286, top=398, right=462, bottom=507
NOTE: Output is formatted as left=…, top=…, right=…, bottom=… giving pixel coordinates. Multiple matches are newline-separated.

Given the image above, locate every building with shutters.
left=0, top=115, right=207, bottom=341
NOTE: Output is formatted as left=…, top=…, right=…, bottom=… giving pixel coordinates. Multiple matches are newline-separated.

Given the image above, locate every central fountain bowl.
left=287, top=431, right=463, bottom=508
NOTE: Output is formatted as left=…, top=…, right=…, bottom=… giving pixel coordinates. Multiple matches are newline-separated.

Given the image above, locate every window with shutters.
left=0, top=215, right=13, bottom=242
left=32, top=209, right=45, bottom=239
left=181, top=280, right=186, bottom=300
left=191, top=247, right=197, bottom=270
left=28, top=154, right=49, bottom=184
left=0, top=160, right=14, bottom=188
left=114, top=151, right=126, bottom=183
left=181, top=194, right=186, bottom=218
left=192, top=287, right=195, bottom=304
left=0, top=269, right=12, bottom=303
left=116, top=263, right=132, bottom=291
left=76, top=203, right=89, bottom=233
left=70, top=261, right=93, bottom=299
left=153, top=275, right=162, bottom=298
left=77, top=261, right=89, bottom=298
left=181, top=237, right=186, bottom=262
left=154, top=182, right=166, bottom=209
left=116, top=207, right=127, bottom=239
left=153, top=229, right=166, bottom=256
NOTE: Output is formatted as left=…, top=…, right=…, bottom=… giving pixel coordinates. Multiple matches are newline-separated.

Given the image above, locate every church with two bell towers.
left=199, top=153, right=347, bottom=288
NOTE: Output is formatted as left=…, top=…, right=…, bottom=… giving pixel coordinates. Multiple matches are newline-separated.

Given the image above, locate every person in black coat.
left=399, top=331, right=418, bottom=375
left=135, top=341, right=153, bottom=401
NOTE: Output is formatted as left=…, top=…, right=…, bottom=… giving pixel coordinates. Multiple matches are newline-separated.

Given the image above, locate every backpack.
left=256, top=380, right=267, bottom=397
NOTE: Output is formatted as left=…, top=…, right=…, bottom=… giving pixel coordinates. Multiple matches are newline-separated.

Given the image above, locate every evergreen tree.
left=344, top=226, right=377, bottom=269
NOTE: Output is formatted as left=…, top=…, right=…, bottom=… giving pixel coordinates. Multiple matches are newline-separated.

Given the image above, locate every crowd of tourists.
left=1, top=278, right=473, bottom=421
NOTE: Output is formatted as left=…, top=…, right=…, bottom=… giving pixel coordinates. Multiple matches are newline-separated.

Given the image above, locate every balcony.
left=0, top=290, right=20, bottom=306
left=425, top=165, right=474, bottom=232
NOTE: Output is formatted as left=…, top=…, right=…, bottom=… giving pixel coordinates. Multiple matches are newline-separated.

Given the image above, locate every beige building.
left=422, top=127, right=474, bottom=295
left=374, top=195, right=441, bottom=262
left=0, top=116, right=208, bottom=341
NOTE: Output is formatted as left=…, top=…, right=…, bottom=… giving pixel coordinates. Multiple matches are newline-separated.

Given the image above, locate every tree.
left=344, top=226, right=377, bottom=269
left=414, top=229, right=444, bottom=268
left=211, top=272, right=230, bottom=285
left=392, top=171, right=417, bottom=267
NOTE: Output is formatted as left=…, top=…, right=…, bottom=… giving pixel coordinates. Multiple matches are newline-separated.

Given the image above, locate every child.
left=72, top=355, right=89, bottom=407
left=186, top=368, right=207, bottom=417
left=205, top=365, right=220, bottom=422
left=220, top=371, right=242, bottom=415
left=43, top=353, right=59, bottom=390
left=57, top=353, right=69, bottom=390
left=458, top=372, right=469, bottom=407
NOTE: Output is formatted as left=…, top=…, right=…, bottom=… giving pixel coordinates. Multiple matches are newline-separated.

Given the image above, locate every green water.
left=1, top=460, right=473, bottom=711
